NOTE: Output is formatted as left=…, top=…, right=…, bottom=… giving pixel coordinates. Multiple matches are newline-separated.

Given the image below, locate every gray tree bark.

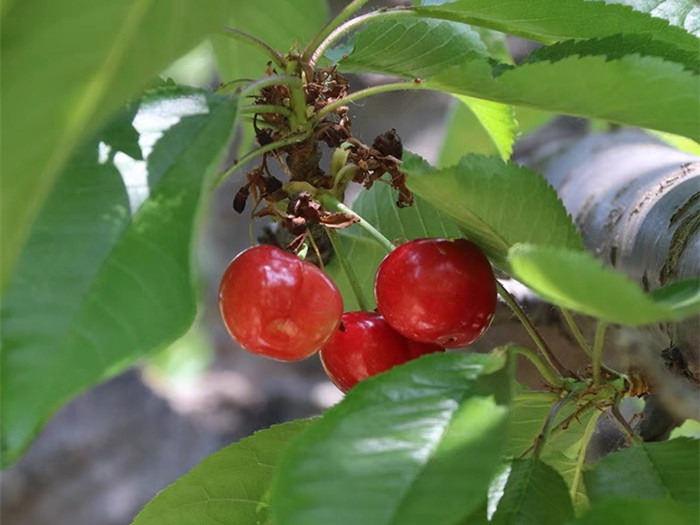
left=513, top=121, right=699, bottom=437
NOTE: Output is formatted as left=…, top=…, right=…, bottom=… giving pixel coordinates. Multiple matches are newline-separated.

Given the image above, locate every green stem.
left=511, top=346, right=564, bottom=388
left=304, top=0, right=373, bottom=61
left=308, top=8, right=416, bottom=66
left=610, top=403, right=642, bottom=444
left=240, top=104, right=293, bottom=118
left=560, top=308, right=593, bottom=356
left=518, top=401, right=596, bottom=459
left=283, top=61, right=309, bottom=131
left=221, top=27, right=286, bottom=67
left=332, top=164, right=359, bottom=193
left=312, top=81, right=428, bottom=123
left=592, top=321, right=607, bottom=385
left=237, top=75, right=303, bottom=99
left=327, top=229, right=369, bottom=311
left=561, top=307, right=623, bottom=379
left=570, top=411, right=600, bottom=502
left=533, top=391, right=577, bottom=459
left=319, top=194, right=396, bottom=253
left=496, top=281, right=569, bottom=378
left=215, top=78, right=255, bottom=95
left=212, top=131, right=310, bottom=188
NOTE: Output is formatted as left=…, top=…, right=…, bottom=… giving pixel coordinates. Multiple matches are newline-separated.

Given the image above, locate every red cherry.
left=219, top=245, right=343, bottom=361
left=374, top=238, right=496, bottom=347
left=320, top=311, right=443, bottom=392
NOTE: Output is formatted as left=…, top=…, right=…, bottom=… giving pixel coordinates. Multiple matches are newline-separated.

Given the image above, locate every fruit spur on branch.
left=222, top=47, right=413, bottom=253
left=217, top=41, right=495, bottom=391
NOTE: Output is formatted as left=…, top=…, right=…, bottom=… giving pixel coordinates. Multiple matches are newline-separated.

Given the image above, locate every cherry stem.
left=307, top=229, right=325, bottom=272
left=592, top=320, right=608, bottom=385
left=311, top=81, right=428, bottom=123
left=319, top=194, right=396, bottom=253
left=511, top=346, right=564, bottom=388
left=212, top=131, right=311, bottom=188
left=308, top=8, right=416, bottom=67
left=570, top=411, right=600, bottom=501
left=495, top=281, right=570, bottom=379
left=221, top=27, right=286, bottom=67
left=326, top=229, right=369, bottom=311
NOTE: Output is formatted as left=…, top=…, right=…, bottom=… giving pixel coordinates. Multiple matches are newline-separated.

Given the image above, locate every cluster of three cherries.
left=219, top=238, right=497, bottom=392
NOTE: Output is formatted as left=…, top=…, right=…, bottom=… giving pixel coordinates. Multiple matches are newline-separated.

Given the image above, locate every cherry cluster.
left=219, top=238, right=497, bottom=392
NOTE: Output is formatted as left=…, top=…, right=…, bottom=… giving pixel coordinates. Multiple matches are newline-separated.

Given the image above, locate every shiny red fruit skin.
left=374, top=238, right=496, bottom=347
left=320, top=311, right=443, bottom=392
left=219, top=245, right=343, bottom=361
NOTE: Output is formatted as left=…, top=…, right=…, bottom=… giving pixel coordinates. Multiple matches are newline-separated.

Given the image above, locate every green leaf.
left=454, top=96, right=517, bottom=161
left=544, top=450, right=591, bottom=513
left=504, top=392, right=596, bottom=459
left=508, top=244, right=699, bottom=325
left=330, top=16, right=488, bottom=77
left=600, top=0, right=700, bottom=37
left=324, top=180, right=460, bottom=310
left=0, top=87, right=238, bottom=465
left=333, top=13, right=698, bottom=139
left=414, top=0, right=699, bottom=52
left=271, top=351, right=513, bottom=525
left=649, top=277, right=700, bottom=319
left=426, top=40, right=700, bottom=140
left=402, top=154, right=584, bottom=269
left=520, top=33, right=697, bottom=74
left=212, top=1, right=329, bottom=81
left=503, top=391, right=601, bottom=513
left=490, top=459, right=574, bottom=525
left=583, top=438, right=700, bottom=503
left=565, top=498, right=699, bottom=525
left=0, top=0, right=230, bottom=289
left=131, top=419, right=312, bottom=525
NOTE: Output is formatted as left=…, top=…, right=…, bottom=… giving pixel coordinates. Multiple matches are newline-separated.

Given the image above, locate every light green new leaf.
left=0, top=88, right=238, bottom=465
left=132, top=419, right=312, bottom=525
left=583, top=438, right=700, bottom=503
left=402, top=154, right=584, bottom=269
left=415, top=0, right=699, bottom=52
left=491, top=459, right=574, bottom=525
left=508, top=244, right=700, bottom=325
left=670, top=419, right=700, bottom=440
left=565, top=498, right=699, bottom=525
left=453, top=96, right=517, bottom=161
left=439, top=103, right=553, bottom=167
left=325, top=180, right=460, bottom=310
left=0, top=0, right=230, bottom=289
left=271, top=351, right=513, bottom=525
